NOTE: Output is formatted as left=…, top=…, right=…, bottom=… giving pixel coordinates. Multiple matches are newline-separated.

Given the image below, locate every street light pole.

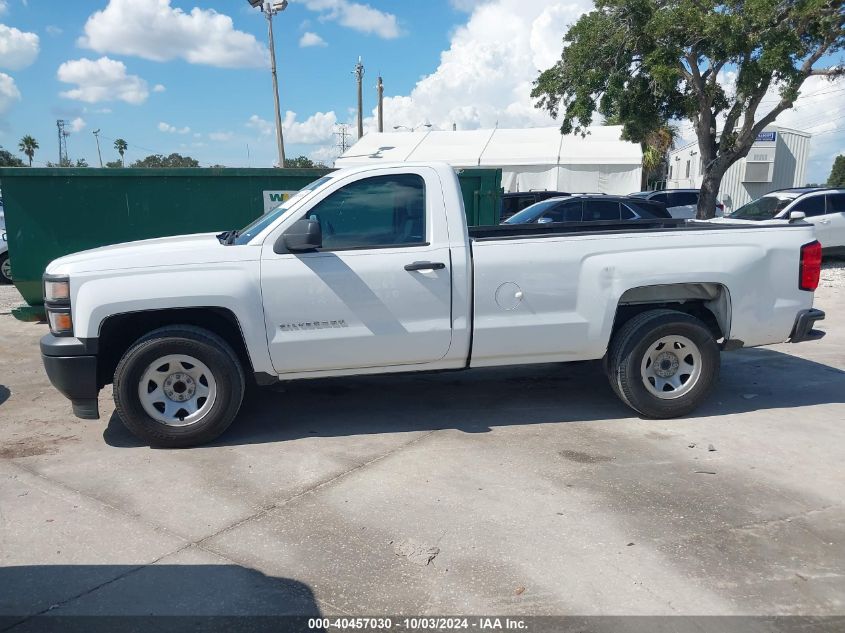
left=266, top=6, right=286, bottom=167
left=249, top=1, right=287, bottom=167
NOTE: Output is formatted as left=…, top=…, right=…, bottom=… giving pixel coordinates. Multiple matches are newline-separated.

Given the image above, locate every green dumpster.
left=0, top=166, right=502, bottom=312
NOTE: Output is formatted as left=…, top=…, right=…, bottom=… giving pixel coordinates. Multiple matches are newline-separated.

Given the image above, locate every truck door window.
left=305, top=174, right=426, bottom=250
left=583, top=199, right=621, bottom=221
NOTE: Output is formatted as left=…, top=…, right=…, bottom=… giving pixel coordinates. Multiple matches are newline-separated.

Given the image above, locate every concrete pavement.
left=1, top=283, right=843, bottom=621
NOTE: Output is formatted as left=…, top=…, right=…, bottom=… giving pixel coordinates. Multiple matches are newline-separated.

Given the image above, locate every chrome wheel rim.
left=1, top=257, right=11, bottom=281
left=138, top=354, right=217, bottom=426
left=640, top=335, right=702, bottom=400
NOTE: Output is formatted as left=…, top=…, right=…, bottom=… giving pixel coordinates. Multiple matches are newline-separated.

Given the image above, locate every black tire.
left=607, top=309, right=719, bottom=419
left=113, top=325, right=245, bottom=448
left=0, top=253, right=11, bottom=284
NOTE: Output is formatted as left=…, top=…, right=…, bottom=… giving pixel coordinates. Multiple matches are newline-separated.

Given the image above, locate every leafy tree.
left=46, top=159, right=69, bottom=167
left=532, top=0, right=845, bottom=218
left=0, top=147, right=25, bottom=167
left=828, top=155, right=845, bottom=187
left=114, top=138, right=128, bottom=166
left=284, top=155, right=316, bottom=168
left=74, top=158, right=89, bottom=168
left=18, top=135, right=39, bottom=166
left=130, top=153, right=200, bottom=168
left=105, top=159, right=124, bottom=168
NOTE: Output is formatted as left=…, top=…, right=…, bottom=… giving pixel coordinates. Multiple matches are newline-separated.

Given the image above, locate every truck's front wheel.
left=113, top=326, right=245, bottom=447
left=607, top=310, right=719, bottom=419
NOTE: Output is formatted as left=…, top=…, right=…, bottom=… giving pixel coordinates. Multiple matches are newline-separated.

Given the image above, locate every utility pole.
left=56, top=120, right=69, bottom=166
left=93, top=129, right=103, bottom=167
left=354, top=57, right=365, bottom=140
left=377, top=75, right=384, bottom=133
left=248, top=1, right=287, bottom=167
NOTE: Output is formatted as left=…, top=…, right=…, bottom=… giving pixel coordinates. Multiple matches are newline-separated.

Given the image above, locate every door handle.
left=404, top=261, right=446, bottom=271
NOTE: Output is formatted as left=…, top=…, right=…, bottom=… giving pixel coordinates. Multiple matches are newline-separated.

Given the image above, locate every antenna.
left=335, top=124, right=352, bottom=155
left=377, top=75, right=384, bottom=133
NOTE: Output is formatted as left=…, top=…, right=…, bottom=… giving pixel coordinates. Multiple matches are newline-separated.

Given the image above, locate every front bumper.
left=789, top=308, right=826, bottom=343
left=40, top=334, right=100, bottom=419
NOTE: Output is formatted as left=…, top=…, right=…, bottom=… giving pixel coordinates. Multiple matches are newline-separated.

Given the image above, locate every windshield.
left=627, top=191, right=650, bottom=198
left=729, top=195, right=795, bottom=220
left=502, top=198, right=563, bottom=224
left=232, top=176, right=333, bottom=245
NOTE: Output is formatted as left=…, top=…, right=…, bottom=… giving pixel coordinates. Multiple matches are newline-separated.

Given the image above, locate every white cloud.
left=209, top=131, right=233, bottom=142
left=153, top=83, right=166, bottom=93
left=58, top=57, right=149, bottom=105
left=284, top=110, right=338, bottom=144
left=158, top=121, right=190, bottom=134
left=0, top=71, right=21, bottom=115
left=247, top=114, right=274, bottom=136
left=79, top=0, right=267, bottom=69
left=299, top=31, right=327, bottom=48
left=363, top=0, right=590, bottom=134
left=46, top=25, right=63, bottom=36
left=309, top=144, right=338, bottom=165
left=0, top=1, right=8, bottom=17
left=0, top=23, right=40, bottom=71
left=69, top=117, right=87, bottom=133
left=296, top=0, right=401, bottom=39
left=248, top=110, right=338, bottom=144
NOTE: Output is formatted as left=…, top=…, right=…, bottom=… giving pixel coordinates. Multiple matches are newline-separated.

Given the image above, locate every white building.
left=666, top=125, right=811, bottom=213
left=335, top=126, right=643, bottom=195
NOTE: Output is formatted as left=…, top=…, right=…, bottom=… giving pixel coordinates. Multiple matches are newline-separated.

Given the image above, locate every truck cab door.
left=260, top=169, right=454, bottom=374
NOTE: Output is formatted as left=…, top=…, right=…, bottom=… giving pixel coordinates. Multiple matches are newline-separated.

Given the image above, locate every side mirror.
left=275, top=218, right=322, bottom=253
left=788, top=210, right=806, bottom=224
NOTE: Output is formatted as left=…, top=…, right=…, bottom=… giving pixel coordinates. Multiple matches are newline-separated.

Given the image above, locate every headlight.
left=44, top=277, right=70, bottom=303
left=44, top=276, right=73, bottom=336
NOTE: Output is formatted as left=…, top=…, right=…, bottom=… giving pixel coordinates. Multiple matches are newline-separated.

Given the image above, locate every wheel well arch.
left=95, top=307, right=254, bottom=388
left=612, top=283, right=731, bottom=342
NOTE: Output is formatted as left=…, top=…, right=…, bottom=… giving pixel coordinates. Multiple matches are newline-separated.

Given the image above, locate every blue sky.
left=0, top=0, right=843, bottom=181
left=0, top=0, right=461, bottom=167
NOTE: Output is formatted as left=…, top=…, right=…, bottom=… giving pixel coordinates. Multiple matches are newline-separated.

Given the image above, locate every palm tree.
left=114, top=138, right=128, bottom=166
left=18, top=135, right=39, bottom=166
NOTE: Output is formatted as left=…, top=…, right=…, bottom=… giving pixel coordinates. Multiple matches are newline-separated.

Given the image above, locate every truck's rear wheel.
left=607, top=309, right=719, bottom=418
left=113, top=326, right=245, bottom=447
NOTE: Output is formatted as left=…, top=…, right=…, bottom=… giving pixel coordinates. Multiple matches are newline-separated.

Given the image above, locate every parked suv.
left=500, top=191, right=570, bottom=221
left=629, top=189, right=724, bottom=219
left=726, top=188, right=845, bottom=255
left=502, top=195, right=672, bottom=225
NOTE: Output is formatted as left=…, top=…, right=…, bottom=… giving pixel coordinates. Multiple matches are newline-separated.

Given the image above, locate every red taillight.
left=799, top=240, right=822, bottom=291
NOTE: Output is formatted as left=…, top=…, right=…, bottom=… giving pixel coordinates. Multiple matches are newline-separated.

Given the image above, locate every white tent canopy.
left=335, top=126, right=643, bottom=194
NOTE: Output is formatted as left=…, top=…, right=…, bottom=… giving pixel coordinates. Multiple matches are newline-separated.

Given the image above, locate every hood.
left=45, top=232, right=260, bottom=275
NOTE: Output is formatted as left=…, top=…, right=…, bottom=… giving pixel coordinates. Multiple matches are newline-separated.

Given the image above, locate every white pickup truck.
left=40, top=163, right=826, bottom=447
